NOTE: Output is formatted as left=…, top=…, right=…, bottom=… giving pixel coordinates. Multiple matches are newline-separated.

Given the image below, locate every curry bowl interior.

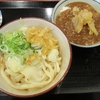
left=52, top=0, right=100, bottom=48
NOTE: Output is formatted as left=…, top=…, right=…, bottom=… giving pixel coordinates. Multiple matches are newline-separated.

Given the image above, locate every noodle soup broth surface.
left=56, top=2, right=100, bottom=46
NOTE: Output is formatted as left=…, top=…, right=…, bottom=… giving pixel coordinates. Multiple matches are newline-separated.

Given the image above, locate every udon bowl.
left=0, top=18, right=72, bottom=98
left=52, top=0, right=100, bottom=48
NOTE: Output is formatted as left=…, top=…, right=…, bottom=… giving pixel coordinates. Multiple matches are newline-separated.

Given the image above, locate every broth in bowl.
left=55, top=2, right=100, bottom=47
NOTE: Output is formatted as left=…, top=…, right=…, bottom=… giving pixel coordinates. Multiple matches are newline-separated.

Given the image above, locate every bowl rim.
left=0, top=17, right=72, bottom=98
left=51, top=0, right=100, bottom=48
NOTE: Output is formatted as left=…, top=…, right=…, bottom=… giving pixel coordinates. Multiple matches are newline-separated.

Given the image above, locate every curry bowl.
left=52, top=0, right=100, bottom=48
left=0, top=17, right=72, bottom=97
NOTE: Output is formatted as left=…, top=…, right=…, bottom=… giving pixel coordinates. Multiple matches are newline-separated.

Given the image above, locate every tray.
left=0, top=0, right=100, bottom=99
left=0, top=0, right=59, bottom=1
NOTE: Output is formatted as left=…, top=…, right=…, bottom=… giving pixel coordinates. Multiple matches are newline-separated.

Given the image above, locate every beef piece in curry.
left=56, top=2, right=100, bottom=45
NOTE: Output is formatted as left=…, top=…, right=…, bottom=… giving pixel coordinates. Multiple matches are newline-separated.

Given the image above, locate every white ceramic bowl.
left=52, top=0, right=100, bottom=48
left=0, top=18, right=72, bottom=98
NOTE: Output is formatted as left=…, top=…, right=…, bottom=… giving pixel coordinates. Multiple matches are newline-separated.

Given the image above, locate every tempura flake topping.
left=71, top=6, right=98, bottom=36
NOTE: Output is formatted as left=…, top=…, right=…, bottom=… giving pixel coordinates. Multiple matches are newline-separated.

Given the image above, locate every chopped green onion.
left=0, top=44, right=8, bottom=53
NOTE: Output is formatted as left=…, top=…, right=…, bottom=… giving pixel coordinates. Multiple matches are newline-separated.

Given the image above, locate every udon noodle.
left=0, top=26, right=62, bottom=90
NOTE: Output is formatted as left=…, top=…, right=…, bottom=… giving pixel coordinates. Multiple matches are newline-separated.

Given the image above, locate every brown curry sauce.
left=56, top=2, right=100, bottom=45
